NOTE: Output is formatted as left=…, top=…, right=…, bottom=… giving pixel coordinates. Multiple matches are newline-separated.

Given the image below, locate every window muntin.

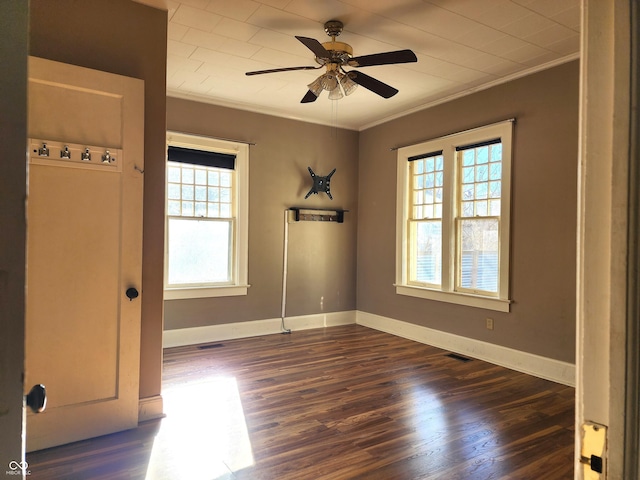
left=164, top=133, right=249, bottom=299
left=396, top=121, right=512, bottom=312
left=167, top=163, right=233, bottom=219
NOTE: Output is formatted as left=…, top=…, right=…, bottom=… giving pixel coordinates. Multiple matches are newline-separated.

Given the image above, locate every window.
left=164, top=132, right=249, bottom=299
left=395, top=120, right=513, bottom=311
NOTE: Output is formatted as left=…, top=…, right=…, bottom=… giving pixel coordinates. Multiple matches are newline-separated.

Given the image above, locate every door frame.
left=0, top=0, right=28, bottom=473
left=624, top=0, right=640, bottom=477
left=576, top=0, right=636, bottom=478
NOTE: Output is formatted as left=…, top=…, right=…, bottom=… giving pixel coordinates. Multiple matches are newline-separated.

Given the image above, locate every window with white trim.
left=164, top=132, right=249, bottom=299
left=395, top=121, right=513, bottom=312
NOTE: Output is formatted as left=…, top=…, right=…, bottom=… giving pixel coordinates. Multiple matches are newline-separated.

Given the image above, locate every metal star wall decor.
left=304, top=167, right=336, bottom=200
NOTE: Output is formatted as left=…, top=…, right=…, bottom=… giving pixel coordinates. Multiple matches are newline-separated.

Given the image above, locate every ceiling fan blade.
left=295, top=36, right=331, bottom=59
left=301, top=90, right=319, bottom=103
left=348, top=71, right=398, bottom=99
left=349, top=49, right=418, bottom=67
left=246, top=65, right=321, bottom=76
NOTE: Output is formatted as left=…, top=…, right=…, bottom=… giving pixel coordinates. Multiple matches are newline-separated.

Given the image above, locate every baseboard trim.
left=356, top=311, right=576, bottom=387
left=138, top=394, right=164, bottom=422
left=163, top=311, right=357, bottom=348
left=162, top=310, right=574, bottom=387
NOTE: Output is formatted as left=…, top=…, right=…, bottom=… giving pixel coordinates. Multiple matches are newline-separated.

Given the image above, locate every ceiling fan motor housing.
left=317, top=41, right=353, bottom=65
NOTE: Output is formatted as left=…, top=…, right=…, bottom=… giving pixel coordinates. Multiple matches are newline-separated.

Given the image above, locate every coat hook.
left=60, top=146, right=71, bottom=159
left=81, top=148, right=91, bottom=161
left=38, top=143, right=49, bottom=157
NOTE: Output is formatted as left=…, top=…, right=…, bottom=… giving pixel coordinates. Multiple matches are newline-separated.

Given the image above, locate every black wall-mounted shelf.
left=289, top=207, right=348, bottom=223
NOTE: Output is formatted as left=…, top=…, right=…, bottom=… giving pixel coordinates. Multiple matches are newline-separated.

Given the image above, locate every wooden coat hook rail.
left=289, top=207, right=348, bottom=223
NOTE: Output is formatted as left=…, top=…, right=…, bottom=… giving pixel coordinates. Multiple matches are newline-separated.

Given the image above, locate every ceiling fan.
left=245, top=20, right=418, bottom=103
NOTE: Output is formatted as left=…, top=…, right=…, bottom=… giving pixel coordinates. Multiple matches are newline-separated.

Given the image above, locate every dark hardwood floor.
left=27, top=325, right=575, bottom=479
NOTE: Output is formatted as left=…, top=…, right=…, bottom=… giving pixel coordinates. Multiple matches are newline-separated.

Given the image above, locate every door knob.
left=26, top=384, right=47, bottom=413
left=126, top=287, right=139, bottom=301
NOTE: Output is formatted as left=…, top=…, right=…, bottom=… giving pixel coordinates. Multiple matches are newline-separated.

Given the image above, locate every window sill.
left=164, top=285, right=249, bottom=300
left=395, top=284, right=511, bottom=312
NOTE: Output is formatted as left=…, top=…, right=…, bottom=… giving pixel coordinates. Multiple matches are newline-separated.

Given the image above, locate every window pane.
left=168, top=183, right=181, bottom=200
left=410, top=221, right=442, bottom=285
left=475, top=182, right=488, bottom=199
left=476, top=146, right=489, bottom=164
left=434, top=204, right=442, bottom=218
left=462, top=184, right=474, bottom=201
left=489, top=199, right=501, bottom=216
left=490, top=144, right=502, bottom=162
left=167, top=218, right=231, bottom=285
left=435, top=172, right=443, bottom=187
left=182, top=201, right=194, bottom=216
left=195, top=186, right=207, bottom=201
left=458, top=218, right=499, bottom=293
left=168, top=166, right=181, bottom=183
left=424, top=188, right=434, bottom=205
left=476, top=200, right=488, bottom=216
left=425, top=173, right=434, bottom=188
left=489, top=163, right=502, bottom=180
left=462, top=167, right=474, bottom=183
left=425, top=158, right=434, bottom=172
left=220, top=172, right=232, bottom=187
left=168, top=200, right=181, bottom=216
left=182, top=168, right=194, bottom=184
left=462, top=150, right=475, bottom=166
left=195, top=202, right=207, bottom=217
left=208, top=171, right=219, bottom=186
left=476, top=165, right=488, bottom=182
left=489, top=181, right=501, bottom=198
left=195, top=169, right=207, bottom=185
left=182, top=185, right=194, bottom=201
left=208, top=203, right=219, bottom=218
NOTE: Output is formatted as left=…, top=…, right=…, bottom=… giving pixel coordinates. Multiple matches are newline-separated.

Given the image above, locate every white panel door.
left=25, top=57, right=144, bottom=452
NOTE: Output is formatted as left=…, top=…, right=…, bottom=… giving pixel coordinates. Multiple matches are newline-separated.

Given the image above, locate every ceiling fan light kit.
left=246, top=20, right=417, bottom=103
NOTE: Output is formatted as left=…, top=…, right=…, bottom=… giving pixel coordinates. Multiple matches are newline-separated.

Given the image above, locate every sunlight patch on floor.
left=146, top=377, right=254, bottom=479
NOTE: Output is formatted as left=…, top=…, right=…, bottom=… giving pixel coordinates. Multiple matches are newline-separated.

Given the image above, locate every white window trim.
left=395, top=120, right=513, bottom=312
left=164, top=131, right=249, bottom=300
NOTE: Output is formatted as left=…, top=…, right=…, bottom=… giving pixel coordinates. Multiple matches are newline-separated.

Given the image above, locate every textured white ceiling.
left=166, top=0, right=580, bottom=130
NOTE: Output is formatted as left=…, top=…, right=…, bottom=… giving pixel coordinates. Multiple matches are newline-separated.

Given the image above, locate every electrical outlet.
left=486, top=318, right=494, bottom=330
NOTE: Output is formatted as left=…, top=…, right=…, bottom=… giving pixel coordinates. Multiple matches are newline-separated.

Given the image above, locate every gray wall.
left=357, top=61, right=579, bottom=363
left=166, top=62, right=579, bottom=366
left=165, top=98, right=359, bottom=328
